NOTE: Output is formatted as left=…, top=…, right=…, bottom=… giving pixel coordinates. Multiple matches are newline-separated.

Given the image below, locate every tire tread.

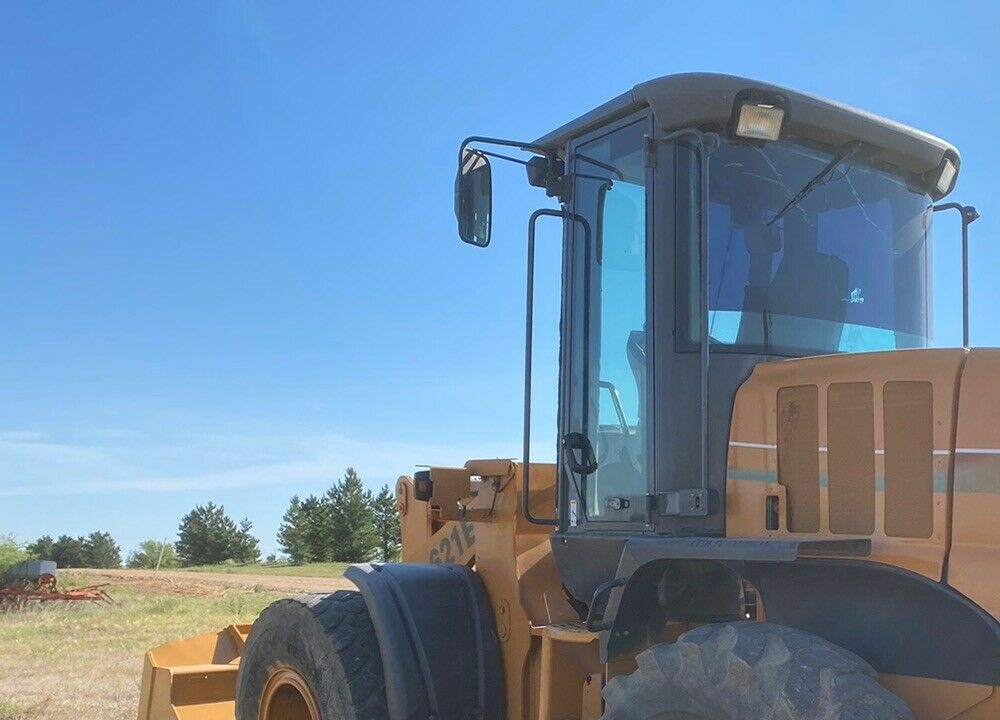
left=236, top=590, right=388, bottom=720
left=603, top=622, right=914, bottom=720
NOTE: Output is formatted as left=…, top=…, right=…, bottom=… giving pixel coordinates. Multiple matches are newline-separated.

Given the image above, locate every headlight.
left=936, top=158, right=958, bottom=195
left=735, top=102, right=785, bottom=141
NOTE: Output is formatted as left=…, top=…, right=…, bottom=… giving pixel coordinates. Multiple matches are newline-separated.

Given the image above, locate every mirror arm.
left=475, top=149, right=531, bottom=166
left=459, top=135, right=556, bottom=165
left=459, top=136, right=562, bottom=195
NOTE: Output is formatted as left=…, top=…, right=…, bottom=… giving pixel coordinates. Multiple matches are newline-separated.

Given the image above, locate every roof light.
left=735, top=102, right=785, bottom=141
left=936, top=158, right=958, bottom=195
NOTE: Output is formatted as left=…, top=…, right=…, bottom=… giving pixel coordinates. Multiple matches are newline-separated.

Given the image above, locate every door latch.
left=605, top=496, right=630, bottom=512
left=656, top=489, right=713, bottom=517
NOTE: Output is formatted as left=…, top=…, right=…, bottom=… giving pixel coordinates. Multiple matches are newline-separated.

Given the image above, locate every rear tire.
left=602, top=622, right=914, bottom=720
left=235, top=590, right=388, bottom=720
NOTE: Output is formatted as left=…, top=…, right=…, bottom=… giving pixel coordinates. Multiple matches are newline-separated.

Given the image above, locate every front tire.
left=235, top=591, right=388, bottom=720
left=602, top=622, right=914, bottom=720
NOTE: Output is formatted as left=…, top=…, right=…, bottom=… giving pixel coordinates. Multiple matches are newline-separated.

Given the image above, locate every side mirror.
left=455, top=148, right=492, bottom=247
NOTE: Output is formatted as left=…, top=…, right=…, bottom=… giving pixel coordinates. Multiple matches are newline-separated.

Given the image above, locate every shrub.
left=126, top=540, right=180, bottom=570
left=0, top=535, right=28, bottom=574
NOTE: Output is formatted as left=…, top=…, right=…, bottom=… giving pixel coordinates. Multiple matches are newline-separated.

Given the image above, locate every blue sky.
left=2, top=2, right=998, bottom=556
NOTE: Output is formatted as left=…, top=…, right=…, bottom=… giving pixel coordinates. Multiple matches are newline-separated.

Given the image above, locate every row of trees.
left=9, top=468, right=400, bottom=569
left=11, top=534, right=181, bottom=570
left=17, top=507, right=275, bottom=570
left=26, top=531, right=122, bottom=569
left=278, top=468, right=400, bottom=563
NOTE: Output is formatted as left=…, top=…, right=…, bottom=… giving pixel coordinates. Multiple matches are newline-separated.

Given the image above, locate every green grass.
left=0, top=572, right=287, bottom=720
left=0, top=698, right=28, bottom=720
left=181, top=561, right=350, bottom=577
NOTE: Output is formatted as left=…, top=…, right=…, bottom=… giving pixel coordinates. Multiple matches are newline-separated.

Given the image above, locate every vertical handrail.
left=523, top=208, right=591, bottom=526
left=698, top=136, right=711, bottom=497
left=932, top=202, right=980, bottom=347
left=523, top=209, right=564, bottom=526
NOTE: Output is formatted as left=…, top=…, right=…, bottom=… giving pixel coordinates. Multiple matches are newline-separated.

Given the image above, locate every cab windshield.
left=680, top=138, right=934, bottom=356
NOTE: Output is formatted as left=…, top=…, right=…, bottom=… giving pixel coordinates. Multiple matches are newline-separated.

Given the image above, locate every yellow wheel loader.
left=138, top=74, right=1000, bottom=720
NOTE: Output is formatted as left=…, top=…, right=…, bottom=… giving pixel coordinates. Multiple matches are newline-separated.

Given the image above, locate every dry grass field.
left=0, top=569, right=351, bottom=720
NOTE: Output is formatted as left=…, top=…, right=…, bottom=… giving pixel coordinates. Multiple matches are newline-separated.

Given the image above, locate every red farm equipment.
left=0, top=560, right=112, bottom=609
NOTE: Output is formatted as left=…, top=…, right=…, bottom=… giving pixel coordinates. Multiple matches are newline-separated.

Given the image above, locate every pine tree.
left=176, top=502, right=254, bottom=566
left=327, top=468, right=378, bottom=562
left=300, top=494, right=331, bottom=562
left=277, top=495, right=310, bottom=563
left=84, top=531, right=122, bottom=568
left=275, top=469, right=390, bottom=566
left=230, top=518, right=261, bottom=564
left=26, top=535, right=55, bottom=560
left=51, top=535, right=88, bottom=568
left=372, top=484, right=401, bottom=562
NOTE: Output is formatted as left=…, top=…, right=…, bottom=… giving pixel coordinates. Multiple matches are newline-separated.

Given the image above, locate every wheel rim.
left=259, top=664, right=321, bottom=720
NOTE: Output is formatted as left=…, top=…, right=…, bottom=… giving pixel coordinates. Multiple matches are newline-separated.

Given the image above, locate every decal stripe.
left=729, top=441, right=777, bottom=450
left=728, top=468, right=950, bottom=493
left=730, top=442, right=952, bottom=456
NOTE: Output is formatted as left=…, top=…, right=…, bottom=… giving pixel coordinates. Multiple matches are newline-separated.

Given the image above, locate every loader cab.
left=456, top=73, right=966, bottom=588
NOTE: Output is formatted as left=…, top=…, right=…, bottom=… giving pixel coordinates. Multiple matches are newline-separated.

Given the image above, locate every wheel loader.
left=137, top=73, right=1000, bottom=720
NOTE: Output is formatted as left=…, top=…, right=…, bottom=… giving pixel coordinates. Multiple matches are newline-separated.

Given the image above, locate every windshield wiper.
left=575, top=152, right=625, bottom=180
left=767, top=141, right=863, bottom=226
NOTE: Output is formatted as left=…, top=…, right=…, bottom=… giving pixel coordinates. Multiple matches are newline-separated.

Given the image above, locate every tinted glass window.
left=568, top=119, right=649, bottom=524
left=679, top=139, right=933, bottom=356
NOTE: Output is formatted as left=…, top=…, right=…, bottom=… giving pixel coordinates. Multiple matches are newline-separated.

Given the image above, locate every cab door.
left=562, top=112, right=653, bottom=529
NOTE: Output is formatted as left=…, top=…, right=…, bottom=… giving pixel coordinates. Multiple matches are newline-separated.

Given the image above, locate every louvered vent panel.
left=884, top=381, right=934, bottom=538
left=827, top=382, right=876, bottom=535
left=777, top=385, right=820, bottom=533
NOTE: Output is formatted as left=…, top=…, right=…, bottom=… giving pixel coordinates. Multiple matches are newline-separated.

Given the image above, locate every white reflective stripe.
left=729, top=441, right=777, bottom=450
left=730, top=442, right=953, bottom=456
left=729, top=440, right=956, bottom=456
left=866, top=449, right=948, bottom=456
left=956, top=448, right=1000, bottom=455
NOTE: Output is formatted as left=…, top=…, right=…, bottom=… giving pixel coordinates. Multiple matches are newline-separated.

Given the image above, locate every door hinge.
left=644, top=135, right=657, bottom=168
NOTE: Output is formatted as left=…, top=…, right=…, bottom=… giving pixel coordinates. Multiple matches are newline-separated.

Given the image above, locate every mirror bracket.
left=525, top=155, right=566, bottom=199
left=459, top=136, right=565, bottom=195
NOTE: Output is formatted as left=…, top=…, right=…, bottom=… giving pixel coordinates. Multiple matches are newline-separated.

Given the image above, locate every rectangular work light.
left=735, top=102, right=785, bottom=141
left=936, top=158, right=958, bottom=195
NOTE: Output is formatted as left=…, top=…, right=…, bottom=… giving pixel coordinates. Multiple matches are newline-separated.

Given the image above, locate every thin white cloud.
left=0, top=430, right=525, bottom=498
left=0, top=430, right=46, bottom=443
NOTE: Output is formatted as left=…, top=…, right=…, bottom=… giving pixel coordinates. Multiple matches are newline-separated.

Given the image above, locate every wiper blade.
left=767, top=141, right=863, bottom=226
left=575, top=152, right=625, bottom=180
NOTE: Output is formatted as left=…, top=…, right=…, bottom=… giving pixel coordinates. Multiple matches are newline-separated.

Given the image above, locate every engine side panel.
left=725, top=348, right=967, bottom=581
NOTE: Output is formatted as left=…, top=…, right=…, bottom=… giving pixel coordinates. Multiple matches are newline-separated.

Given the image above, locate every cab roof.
left=533, top=73, right=959, bottom=196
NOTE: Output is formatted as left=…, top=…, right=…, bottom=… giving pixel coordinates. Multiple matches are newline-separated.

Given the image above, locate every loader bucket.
left=137, top=624, right=250, bottom=720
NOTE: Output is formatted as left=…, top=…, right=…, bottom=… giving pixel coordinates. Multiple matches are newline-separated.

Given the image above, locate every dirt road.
left=70, top=567, right=354, bottom=595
